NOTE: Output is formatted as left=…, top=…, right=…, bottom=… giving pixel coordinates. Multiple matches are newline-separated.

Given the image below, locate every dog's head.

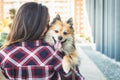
left=45, top=14, right=74, bottom=50
left=47, top=14, right=74, bottom=47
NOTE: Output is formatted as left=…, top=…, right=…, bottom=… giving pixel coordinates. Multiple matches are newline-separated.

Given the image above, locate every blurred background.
left=0, top=0, right=92, bottom=47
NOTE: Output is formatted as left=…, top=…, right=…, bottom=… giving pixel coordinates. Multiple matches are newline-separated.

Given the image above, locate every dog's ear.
left=55, top=14, right=61, bottom=21
left=67, top=18, right=73, bottom=28
left=51, top=14, right=61, bottom=24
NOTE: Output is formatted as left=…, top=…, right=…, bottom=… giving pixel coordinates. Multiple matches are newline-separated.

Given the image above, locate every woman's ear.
left=51, top=14, right=61, bottom=24
left=67, top=18, right=73, bottom=28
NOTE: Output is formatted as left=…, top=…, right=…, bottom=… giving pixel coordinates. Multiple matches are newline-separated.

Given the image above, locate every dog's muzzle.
left=52, top=37, right=56, bottom=44
left=52, top=37, right=67, bottom=44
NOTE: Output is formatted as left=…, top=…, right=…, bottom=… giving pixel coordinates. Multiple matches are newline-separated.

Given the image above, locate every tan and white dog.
left=44, top=14, right=80, bottom=73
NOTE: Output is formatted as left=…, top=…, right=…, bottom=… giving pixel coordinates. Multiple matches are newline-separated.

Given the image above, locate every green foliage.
left=9, top=8, right=16, bottom=28
left=9, top=8, right=16, bottom=19
left=0, top=33, right=7, bottom=47
left=80, top=34, right=91, bottom=43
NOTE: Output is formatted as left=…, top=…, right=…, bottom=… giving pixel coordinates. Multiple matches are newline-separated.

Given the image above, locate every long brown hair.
left=3, top=2, right=49, bottom=48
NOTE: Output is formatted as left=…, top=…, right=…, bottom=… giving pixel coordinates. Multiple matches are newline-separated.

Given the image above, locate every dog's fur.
left=44, top=14, right=80, bottom=73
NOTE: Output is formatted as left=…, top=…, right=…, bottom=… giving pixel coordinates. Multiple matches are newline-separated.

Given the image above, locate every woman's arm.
left=53, top=51, right=84, bottom=80
left=0, top=51, right=4, bottom=70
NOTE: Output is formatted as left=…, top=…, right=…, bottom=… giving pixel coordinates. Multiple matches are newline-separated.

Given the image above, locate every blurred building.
left=0, top=0, right=85, bottom=33
left=0, top=0, right=4, bottom=20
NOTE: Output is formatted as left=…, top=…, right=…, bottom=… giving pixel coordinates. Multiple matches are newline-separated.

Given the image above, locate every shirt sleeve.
left=0, top=51, right=4, bottom=71
left=56, top=66, right=84, bottom=80
left=53, top=51, right=84, bottom=80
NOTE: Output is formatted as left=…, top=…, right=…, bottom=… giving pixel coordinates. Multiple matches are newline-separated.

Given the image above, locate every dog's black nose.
left=58, top=36, right=63, bottom=40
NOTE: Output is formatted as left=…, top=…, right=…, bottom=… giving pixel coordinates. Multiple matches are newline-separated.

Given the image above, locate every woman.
left=0, top=2, right=84, bottom=80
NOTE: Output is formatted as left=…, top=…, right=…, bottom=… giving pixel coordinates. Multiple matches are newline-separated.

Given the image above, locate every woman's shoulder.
left=0, top=40, right=55, bottom=53
left=9, top=40, right=54, bottom=48
left=0, top=40, right=64, bottom=57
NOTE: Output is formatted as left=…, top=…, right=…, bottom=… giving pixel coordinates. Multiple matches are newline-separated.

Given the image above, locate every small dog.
left=44, top=14, right=80, bottom=73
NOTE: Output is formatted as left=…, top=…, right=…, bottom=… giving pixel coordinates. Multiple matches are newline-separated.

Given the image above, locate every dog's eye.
left=63, top=32, right=67, bottom=35
left=55, top=30, right=59, bottom=33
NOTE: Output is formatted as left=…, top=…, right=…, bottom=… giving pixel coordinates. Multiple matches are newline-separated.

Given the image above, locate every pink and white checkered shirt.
left=0, top=40, right=84, bottom=80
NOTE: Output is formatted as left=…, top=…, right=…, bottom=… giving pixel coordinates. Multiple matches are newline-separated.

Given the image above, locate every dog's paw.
left=72, top=57, right=80, bottom=66
left=62, top=56, right=71, bottom=73
left=70, top=52, right=81, bottom=66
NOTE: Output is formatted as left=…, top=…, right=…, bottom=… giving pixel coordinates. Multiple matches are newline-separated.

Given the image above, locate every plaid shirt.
left=0, top=40, right=84, bottom=80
